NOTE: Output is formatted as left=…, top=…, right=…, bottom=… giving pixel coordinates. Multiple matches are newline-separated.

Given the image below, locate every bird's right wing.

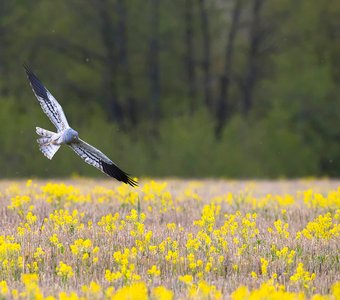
left=69, top=138, right=137, bottom=187
left=24, top=64, right=69, bottom=132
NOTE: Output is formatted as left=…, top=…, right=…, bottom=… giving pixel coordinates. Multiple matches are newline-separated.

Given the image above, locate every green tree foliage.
left=0, top=0, right=338, bottom=178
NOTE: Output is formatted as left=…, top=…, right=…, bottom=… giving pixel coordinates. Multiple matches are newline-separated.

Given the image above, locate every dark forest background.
left=0, top=0, right=339, bottom=178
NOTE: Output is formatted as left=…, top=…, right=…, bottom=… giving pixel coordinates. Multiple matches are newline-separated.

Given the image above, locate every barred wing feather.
left=24, top=64, right=69, bottom=132
left=69, top=139, right=137, bottom=186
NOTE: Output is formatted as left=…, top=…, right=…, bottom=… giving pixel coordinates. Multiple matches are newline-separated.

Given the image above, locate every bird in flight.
left=24, top=65, right=137, bottom=187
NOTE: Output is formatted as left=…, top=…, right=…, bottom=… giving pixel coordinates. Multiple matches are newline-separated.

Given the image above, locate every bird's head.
left=66, top=128, right=79, bottom=143
left=71, top=129, right=79, bottom=141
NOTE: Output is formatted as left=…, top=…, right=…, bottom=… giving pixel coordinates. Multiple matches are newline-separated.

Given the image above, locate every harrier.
left=24, top=65, right=137, bottom=187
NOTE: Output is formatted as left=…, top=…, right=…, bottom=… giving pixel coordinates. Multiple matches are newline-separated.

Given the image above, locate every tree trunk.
left=149, top=0, right=161, bottom=129
left=97, top=0, right=124, bottom=124
left=116, top=0, right=137, bottom=126
left=242, top=0, right=264, bottom=115
left=198, top=0, right=212, bottom=110
left=215, top=0, right=243, bottom=138
left=0, top=2, right=14, bottom=97
left=184, top=0, right=197, bottom=114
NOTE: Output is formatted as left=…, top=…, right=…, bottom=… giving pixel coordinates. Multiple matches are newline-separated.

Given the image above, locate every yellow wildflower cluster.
left=8, top=194, right=31, bottom=208
left=232, top=280, right=304, bottom=300
left=268, top=219, right=290, bottom=238
left=179, top=276, right=222, bottom=300
left=141, top=181, right=175, bottom=213
left=56, top=261, right=74, bottom=281
left=70, top=238, right=99, bottom=263
left=152, top=286, right=174, bottom=300
left=271, top=245, right=295, bottom=265
left=0, top=236, right=22, bottom=276
left=48, top=209, right=83, bottom=233
left=303, top=188, right=340, bottom=209
left=147, top=265, right=161, bottom=277
left=246, top=193, right=295, bottom=209
left=116, top=183, right=139, bottom=205
left=97, top=212, right=121, bottom=233
left=81, top=281, right=101, bottom=299
left=296, top=212, right=340, bottom=240
left=0, top=179, right=338, bottom=299
left=290, top=263, right=316, bottom=289
left=194, top=203, right=220, bottom=232
left=105, top=247, right=140, bottom=284
left=42, top=183, right=89, bottom=204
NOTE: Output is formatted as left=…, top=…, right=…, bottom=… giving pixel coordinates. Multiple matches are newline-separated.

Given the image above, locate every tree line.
left=0, top=0, right=339, bottom=178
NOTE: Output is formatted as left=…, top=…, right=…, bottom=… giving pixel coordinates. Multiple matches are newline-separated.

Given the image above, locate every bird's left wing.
left=24, top=64, right=69, bottom=132
left=69, top=139, right=137, bottom=187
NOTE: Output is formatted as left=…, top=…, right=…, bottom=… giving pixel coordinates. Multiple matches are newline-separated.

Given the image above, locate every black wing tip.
left=23, top=62, right=30, bottom=71
left=101, top=161, right=138, bottom=187
left=23, top=62, right=34, bottom=76
left=23, top=63, right=48, bottom=99
left=127, top=177, right=139, bottom=187
left=23, top=63, right=38, bottom=80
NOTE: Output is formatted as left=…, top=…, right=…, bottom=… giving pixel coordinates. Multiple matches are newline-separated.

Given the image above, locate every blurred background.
left=0, top=0, right=339, bottom=179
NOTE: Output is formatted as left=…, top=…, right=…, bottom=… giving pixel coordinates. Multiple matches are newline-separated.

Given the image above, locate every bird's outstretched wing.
left=69, top=139, right=137, bottom=187
left=24, top=64, right=69, bottom=132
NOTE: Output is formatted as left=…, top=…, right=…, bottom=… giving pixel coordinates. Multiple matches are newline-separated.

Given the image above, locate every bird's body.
left=42, top=127, right=78, bottom=146
left=58, top=128, right=79, bottom=145
left=24, top=65, right=137, bottom=187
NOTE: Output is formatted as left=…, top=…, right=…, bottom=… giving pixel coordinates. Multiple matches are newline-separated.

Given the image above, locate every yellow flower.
left=56, top=261, right=74, bottom=280
left=149, top=245, right=158, bottom=254
left=105, top=270, right=122, bottom=282
left=26, top=211, right=37, bottom=225
left=111, top=282, right=147, bottom=300
left=231, top=286, right=249, bottom=300
left=21, top=273, right=39, bottom=286
left=260, top=257, right=269, bottom=276
left=232, top=264, right=239, bottom=272
left=273, top=219, right=290, bottom=238
left=290, top=263, right=316, bottom=289
left=33, top=247, right=45, bottom=260
left=167, top=223, right=176, bottom=231
left=11, top=289, right=18, bottom=299
left=58, top=292, right=79, bottom=300
left=332, top=281, right=340, bottom=298
left=0, top=281, right=8, bottom=296
left=82, top=281, right=101, bottom=297
left=188, top=280, right=222, bottom=300
left=8, top=195, right=30, bottom=210
left=148, top=265, right=161, bottom=277
left=152, top=286, right=173, bottom=300
left=179, top=274, right=193, bottom=285
left=297, top=213, right=340, bottom=240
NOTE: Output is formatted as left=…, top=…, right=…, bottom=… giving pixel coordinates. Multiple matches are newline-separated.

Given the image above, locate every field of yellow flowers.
left=0, top=178, right=339, bottom=299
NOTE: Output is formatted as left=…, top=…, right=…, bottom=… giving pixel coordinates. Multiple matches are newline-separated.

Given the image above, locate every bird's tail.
left=36, top=127, right=60, bottom=160
left=36, top=127, right=55, bottom=137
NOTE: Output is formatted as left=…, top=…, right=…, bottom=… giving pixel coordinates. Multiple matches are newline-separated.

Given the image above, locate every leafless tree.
left=198, top=0, right=212, bottom=110
left=215, top=0, right=243, bottom=138
left=242, top=0, right=265, bottom=115
left=184, top=0, right=198, bottom=114
left=96, top=0, right=124, bottom=124
left=116, top=0, right=137, bottom=126
left=149, top=0, right=161, bottom=128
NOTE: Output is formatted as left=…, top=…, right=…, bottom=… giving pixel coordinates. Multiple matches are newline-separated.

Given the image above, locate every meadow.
left=0, top=178, right=339, bottom=299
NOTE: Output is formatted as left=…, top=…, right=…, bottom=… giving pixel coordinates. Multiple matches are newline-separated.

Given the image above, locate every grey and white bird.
left=24, top=65, right=137, bottom=187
